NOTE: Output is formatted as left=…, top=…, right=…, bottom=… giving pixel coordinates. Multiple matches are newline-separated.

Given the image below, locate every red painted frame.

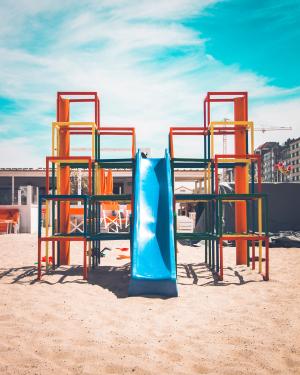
left=169, top=127, right=207, bottom=159
left=38, top=237, right=87, bottom=280
left=98, top=127, right=136, bottom=158
left=57, top=92, right=100, bottom=129
left=218, top=235, right=269, bottom=281
left=204, top=92, right=248, bottom=128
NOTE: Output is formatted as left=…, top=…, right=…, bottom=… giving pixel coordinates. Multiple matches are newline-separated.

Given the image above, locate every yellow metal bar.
left=88, top=241, right=91, bottom=270
left=222, top=234, right=260, bottom=238
left=208, top=162, right=211, bottom=193
left=210, top=128, right=214, bottom=158
left=258, top=197, right=263, bottom=273
left=92, top=126, right=95, bottom=159
left=56, top=125, right=59, bottom=156
left=50, top=159, right=91, bottom=164
left=210, top=121, right=253, bottom=126
left=209, top=121, right=254, bottom=156
left=250, top=123, right=254, bottom=154
left=246, top=164, right=250, bottom=194
left=216, top=158, right=251, bottom=164
left=57, top=163, right=61, bottom=194
left=52, top=121, right=97, bottom=127
left=52, top=123, right=55, bottom=157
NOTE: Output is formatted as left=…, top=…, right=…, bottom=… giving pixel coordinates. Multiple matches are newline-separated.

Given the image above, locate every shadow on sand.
left=0, top=261, right=262, bottom=298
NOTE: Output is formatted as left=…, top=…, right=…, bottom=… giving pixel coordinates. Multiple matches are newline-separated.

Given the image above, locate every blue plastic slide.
left=128, top=150, right=178, bottom=297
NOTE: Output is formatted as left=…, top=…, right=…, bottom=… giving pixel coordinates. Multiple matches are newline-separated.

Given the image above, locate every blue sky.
left=0, top=0, right=299, bottom=166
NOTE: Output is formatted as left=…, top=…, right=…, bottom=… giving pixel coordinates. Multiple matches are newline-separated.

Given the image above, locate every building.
left=288, top=137, right=300, bottom=182
left=0, top=168, right=45, bottom=205
left=255, top=142, right=282, bottom=182
left=255, top=137, right=300, bottom=183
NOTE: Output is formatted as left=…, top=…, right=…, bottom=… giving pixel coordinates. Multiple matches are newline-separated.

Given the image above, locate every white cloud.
left=0, top=0, right=299, bottom=166
left=0, top=138, right=44, bottom=167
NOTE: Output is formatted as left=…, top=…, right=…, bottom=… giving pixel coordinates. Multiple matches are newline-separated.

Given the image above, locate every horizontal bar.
left=90, top=194, right=132, bottom=201
left=175, top=194, right=216, bottom=201
left=172, top=162, right=252, bottom=168
left=207, top=91, right=247, bottom=96
left=47, top=156, right=91, bottom=160
left=100, top=127, right=134, bottom=131
left=217, top=193, right=267, bottom=199
left=69, top=99, right=96, bottom=102
left=98, top=132, right=133, bottom=135
left=172, top=162, right=210, bottom=168
left=97, top=158, right=134, bottom=163
left=40, top=236, right=86, bottom=241
left=59, top=163, right=90, bottom=168
left=53, top=122, right=96, bottom=126
left=97, top=163, right=133, bottom=169
left=88, top=233, right=131, bottom=240
left=172, top=158, right=210, bottom=162
left=170, top=126, right=205, bottom=130
left=210, top=121, right=253, bottom=126
left=58, top=91, right=98, bottom=96
left=221, top=235, right=267, bottom=240
left=176, top=233, right=218, bottom=240
left=40, top=194, right=89, bottom=200
left=206, top=98, right=235, bottom=102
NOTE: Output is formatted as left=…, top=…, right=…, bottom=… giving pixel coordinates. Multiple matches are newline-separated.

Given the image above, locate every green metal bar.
left=175, top=194, right=216, bottom=201
left=91, top=194, right=131, bottom=202
left=60, top=163, right=89, bottom=168
left=176, top=233, right=218, bottom=240
left=89, top=233, right=131, bottom=241
left=217, top=193, right=267, bottom=200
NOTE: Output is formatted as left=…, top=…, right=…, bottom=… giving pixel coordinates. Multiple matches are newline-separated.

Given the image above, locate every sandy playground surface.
left=0, top=234, right=299, bottom=375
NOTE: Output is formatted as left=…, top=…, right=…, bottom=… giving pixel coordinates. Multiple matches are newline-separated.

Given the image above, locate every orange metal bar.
left=169, top=130, right=174, bottom=159
left=58, top=98, right=71, bottom=265
left=234, top=96, right=248, bottom=265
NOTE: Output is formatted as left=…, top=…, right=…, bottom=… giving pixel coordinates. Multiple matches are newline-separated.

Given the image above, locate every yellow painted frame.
left=209, top=121, right=254, bottom=158
left=52, top=121, right=97, bottom=159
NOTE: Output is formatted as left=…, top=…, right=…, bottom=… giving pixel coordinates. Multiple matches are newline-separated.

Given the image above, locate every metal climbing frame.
left=37, top=92, right=136, bottom=280
left=169, top=91, right=269, bottom=281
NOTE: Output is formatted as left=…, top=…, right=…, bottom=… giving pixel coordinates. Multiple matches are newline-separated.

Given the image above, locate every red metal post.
left=38, top=238, right=42, bottom=280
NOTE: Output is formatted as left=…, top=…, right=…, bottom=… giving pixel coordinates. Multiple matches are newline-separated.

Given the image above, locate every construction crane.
left=222, top=125, right=293, bottom=154
left=254, top=126, right=293, bottom=133
left=222, top=123, right=292, bottom=180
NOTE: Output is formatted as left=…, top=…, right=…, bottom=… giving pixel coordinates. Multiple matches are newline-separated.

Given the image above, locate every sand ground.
left=0, top=234, right=299, bottom=375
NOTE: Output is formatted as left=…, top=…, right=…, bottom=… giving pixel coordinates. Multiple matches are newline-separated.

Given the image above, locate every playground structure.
left=38, top=91, right=269, bottom=296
